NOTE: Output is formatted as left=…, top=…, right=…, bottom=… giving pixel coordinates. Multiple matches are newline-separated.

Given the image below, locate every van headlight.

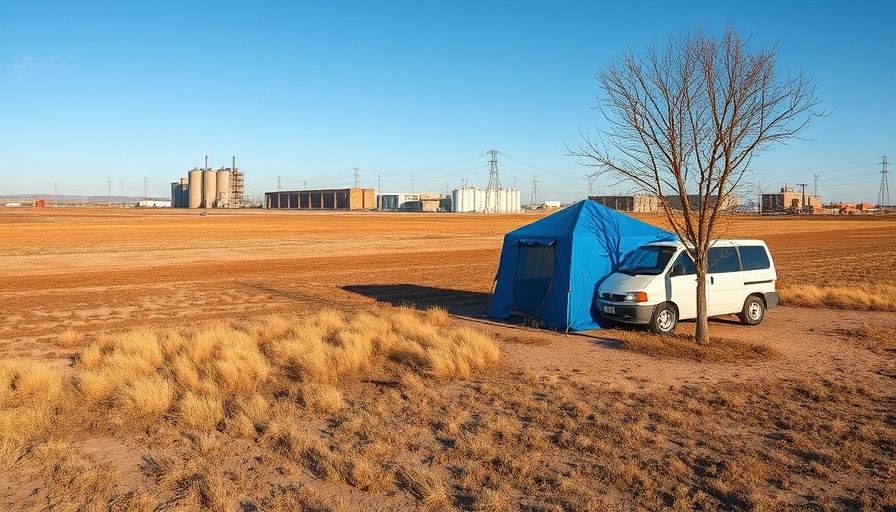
left=624, top=292, right=648, bottom=302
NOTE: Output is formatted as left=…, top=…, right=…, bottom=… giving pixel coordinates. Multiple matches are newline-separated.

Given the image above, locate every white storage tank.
left=188, top=168, right=203, bottom=208
left=216, top=170, right=231, bottom=207
left=202, top=170, right=217, bottom=208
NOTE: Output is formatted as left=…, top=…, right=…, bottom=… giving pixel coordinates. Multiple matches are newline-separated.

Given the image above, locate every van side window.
left=671, top=252, right=697, bottom=275
left=738, top=245, right=771, bottom=270
left=708, top=246, right=741, bottom=273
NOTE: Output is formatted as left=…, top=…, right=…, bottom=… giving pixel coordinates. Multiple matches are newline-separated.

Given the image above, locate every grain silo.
left=202, top=169, right=217, bottom=208
left=216, top=169, right=231, bottom=207
left=188, top=168, right=203, bottom=208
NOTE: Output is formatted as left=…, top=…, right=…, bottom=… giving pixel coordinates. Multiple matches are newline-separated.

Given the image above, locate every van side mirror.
left=670, top=264, right=685, bottom=277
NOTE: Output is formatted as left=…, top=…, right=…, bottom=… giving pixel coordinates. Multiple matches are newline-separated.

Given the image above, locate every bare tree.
left=572, top=27, right=822, bottom=344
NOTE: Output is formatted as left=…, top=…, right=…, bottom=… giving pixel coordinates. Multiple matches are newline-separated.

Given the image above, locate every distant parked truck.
left=594, top=239, right=779, bottom=333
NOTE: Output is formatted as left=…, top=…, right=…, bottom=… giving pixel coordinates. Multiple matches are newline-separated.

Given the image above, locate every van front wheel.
left=649, top=303, right=677, bottom=334
left=738, top=296, right=765, bottom=325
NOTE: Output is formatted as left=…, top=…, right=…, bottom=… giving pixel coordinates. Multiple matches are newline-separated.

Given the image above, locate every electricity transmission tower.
left=530, top=174, right=538, bottom=207
left=485, top=150, right=501, bottom=212
left=878, top=155, right=890, bottom=211
left=354, top=168, right=360, bottom=189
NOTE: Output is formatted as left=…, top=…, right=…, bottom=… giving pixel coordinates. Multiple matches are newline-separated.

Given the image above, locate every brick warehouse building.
left=265, top=188, right=375, bottom=210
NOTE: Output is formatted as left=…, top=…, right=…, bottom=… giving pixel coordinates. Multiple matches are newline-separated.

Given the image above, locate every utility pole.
left=797, top=183, right=808, bottom=212
left=354, top=167, right=360, bottom=189
left=377, top=174, right=381, bottom=195
left=276, top=175, right=282, bottom=191
left=144, top=176, right=148, bottom=200
left=813, top=174, right=819, bottom=197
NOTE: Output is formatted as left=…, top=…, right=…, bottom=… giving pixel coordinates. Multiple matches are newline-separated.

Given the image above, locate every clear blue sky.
left=2, top=0, right=893, bottom=204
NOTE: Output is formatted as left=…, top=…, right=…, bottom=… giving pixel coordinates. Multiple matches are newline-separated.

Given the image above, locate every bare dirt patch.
left=1, top=207, right=895, bottom=510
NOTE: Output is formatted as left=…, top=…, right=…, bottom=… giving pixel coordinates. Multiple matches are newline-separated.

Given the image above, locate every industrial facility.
left=171, top=156, right=245, bottom=208
left=377, top=193, right=451, bottom=212
left=264, top=188, right=375, bottom=210
left=590, top=195, right=660, bottom=212
left=761, top=186, right=823, bottom=214
left=590, top=194, right=738, bottom=213
left=451, top=187, right=522, bottom=213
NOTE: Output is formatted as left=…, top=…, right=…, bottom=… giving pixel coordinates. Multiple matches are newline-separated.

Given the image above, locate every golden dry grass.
left=781, top=282, right=896, bottom=311
left=610, top=330, right=782, bottom=361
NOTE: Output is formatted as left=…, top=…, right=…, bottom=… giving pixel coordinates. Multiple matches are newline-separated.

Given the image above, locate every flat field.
left=1, top=207, right=894, bottom=511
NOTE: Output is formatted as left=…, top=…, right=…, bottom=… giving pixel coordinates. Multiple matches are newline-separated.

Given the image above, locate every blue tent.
left=488, top=200, right=677, bottom=331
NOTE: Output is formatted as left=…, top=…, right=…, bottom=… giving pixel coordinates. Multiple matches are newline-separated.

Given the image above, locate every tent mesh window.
left=512, top=241, right=555, bottom=314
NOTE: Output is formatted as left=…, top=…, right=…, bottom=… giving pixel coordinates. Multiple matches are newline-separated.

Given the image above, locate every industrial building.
left=171, top=156, right=245, bottom=208
left=265, top=188, right=375, bottom=210
left=761, top=186, right=822, bottom=214
left=591, top=194, right=738, bottom=213
left=377, top=192, right=450, bottom=212
left=590, top=195, right=660, bottom=212
left=451, top=187, right=521, bottom=213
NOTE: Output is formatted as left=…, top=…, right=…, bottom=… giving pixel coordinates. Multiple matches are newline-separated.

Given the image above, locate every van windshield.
left=618, top=246, right=678, bottom=275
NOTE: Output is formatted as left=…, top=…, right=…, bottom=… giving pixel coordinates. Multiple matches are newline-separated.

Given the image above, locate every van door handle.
left=710, top=276, right=714, bottom=285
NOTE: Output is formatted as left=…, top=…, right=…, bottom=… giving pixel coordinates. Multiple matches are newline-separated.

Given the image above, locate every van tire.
left=738, top=295, right=765, bottom=325
left=649, top=303, right=677, bottom=334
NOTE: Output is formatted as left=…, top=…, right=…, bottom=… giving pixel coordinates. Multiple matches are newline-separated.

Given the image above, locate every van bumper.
left=765, top=292, right=779, bottom=309
left=595, top=300, right=655, bottom=324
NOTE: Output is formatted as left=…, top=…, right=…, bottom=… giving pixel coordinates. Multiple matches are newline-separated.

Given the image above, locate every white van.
left=594, top=240, right=779, bottom=333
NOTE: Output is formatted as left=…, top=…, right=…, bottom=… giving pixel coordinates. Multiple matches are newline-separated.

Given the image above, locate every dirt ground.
left=1, top=207, right=895, bottom=509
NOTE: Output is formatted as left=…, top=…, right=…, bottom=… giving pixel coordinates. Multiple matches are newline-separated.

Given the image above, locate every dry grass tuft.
left=781, top=282, right=896, bottom=311
left=18, top=440, right=120, bottom=511
left=296, top=382, right=345, bottom=414
left=396, top=464, right=453, bottom=510
left=611, top=330, right=781, bottom=361
left=176, top=392, right=225, bottom=430
left=505, top=333, right=555, bottom=345
left=55, top=328, right=86, bottom=348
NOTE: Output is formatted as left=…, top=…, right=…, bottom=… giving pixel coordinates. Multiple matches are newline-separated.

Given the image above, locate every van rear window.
left=739, top=245, right=771, bottom=270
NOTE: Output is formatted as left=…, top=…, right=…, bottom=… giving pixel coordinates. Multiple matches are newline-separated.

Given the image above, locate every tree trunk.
left=694, top=264, right=710, bottom=345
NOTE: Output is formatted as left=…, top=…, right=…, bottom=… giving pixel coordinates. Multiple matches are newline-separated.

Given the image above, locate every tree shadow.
left=341, top=284, right=492, bottom=318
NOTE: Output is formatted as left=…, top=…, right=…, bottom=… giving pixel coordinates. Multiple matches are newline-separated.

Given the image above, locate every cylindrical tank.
left=475, top=188, right=486, bottom=212
left=202, top=170, right=217, bottom=208
left=216, top=170, right=231, bottom=208
left=188, top=169, right=202, bottom=208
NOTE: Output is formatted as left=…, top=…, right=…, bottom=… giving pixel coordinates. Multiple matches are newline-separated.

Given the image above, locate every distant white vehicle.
left=594, top=239, right=779, bottom=333
left=542, top=200, right=561, bottom=208
left=4, top=202, right=22, bottom=207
